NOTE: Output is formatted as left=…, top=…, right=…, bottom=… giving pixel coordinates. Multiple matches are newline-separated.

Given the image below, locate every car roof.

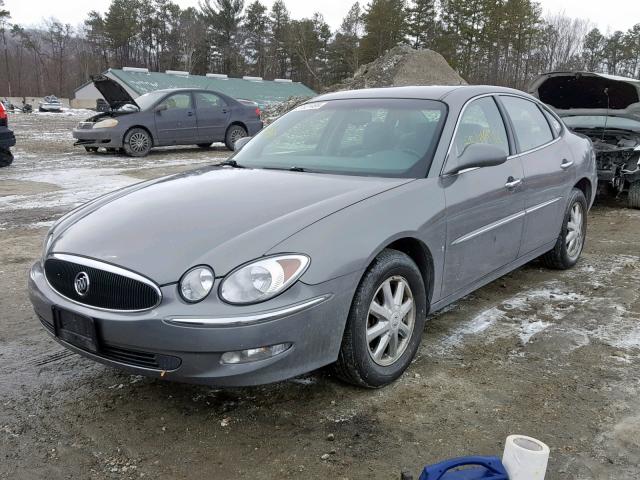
left=313, top=85, right=532, bottom=103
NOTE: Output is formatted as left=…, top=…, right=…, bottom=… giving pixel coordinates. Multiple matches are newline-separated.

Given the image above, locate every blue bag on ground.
left=418, top=456, right=509, bottom=480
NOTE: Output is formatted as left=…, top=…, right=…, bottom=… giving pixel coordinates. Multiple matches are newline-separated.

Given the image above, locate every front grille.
left=101, top=345, right=181, bottom=370
left=39, top=314, right=181, bottom=371
left=45, top=257, right=161, bottom=311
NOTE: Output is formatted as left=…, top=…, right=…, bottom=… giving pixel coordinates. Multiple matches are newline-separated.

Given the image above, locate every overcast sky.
left=4, top=0, right=637, bottom=34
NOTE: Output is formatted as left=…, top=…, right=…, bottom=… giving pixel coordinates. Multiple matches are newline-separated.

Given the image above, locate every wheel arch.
left=574, top=177, right=593, bottom=204
left=226, top=121, right=248, bottom=134
left=367, top=237, right=436, bottom=309
left=123, top=125, right=155, bottom=146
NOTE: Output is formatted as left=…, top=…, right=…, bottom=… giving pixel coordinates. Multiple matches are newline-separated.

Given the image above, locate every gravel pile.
left=261, top=96, right=311, bottom=124
left=328, top=45, right=467, bottom=91
left=262, top=46, right=466, bottom=122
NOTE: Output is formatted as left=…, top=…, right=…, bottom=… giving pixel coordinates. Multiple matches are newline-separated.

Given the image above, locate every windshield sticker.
left=294, top=102, right=327, bottom=112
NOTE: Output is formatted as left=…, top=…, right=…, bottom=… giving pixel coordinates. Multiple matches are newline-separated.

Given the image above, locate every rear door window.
left=195, top=92, right=226, bottom=109
left=453, top=96, right=509, bottom=157
left=500, top=96, right=554, bottom=152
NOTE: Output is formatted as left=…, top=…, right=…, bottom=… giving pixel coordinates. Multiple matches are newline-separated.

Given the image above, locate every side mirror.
left=234, top=136, right=252, bottom=152
left=443, top=143, right=507, bottom=175
left=155, top=104, right=168, bottom=113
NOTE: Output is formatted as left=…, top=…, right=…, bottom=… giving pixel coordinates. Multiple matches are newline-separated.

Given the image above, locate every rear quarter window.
left=501, top=96, right=554, bottom=152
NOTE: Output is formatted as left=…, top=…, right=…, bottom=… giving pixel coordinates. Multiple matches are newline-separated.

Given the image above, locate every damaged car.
left=72, top=75, right=263, bottom=156
left=530, top=71, right=640, bottom=208
left=38, top=95, right=63, bottom=113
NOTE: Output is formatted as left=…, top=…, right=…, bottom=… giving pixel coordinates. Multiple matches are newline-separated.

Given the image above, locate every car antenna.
left=601, top=87, right=610, bottom=143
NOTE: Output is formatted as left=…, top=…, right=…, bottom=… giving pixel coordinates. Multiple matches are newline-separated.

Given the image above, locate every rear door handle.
left=505, top=177, right=522, bottom=190
left=560, top=159, right=574, bottom=170
left=187, top=111, right=194, bottom=117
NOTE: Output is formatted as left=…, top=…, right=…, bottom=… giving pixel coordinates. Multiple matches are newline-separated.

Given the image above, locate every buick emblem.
left=74, top=272, right=90, bottom=297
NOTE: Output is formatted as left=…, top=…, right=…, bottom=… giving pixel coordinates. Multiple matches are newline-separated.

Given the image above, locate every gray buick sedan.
left=29, top=86, right=597, bottom=388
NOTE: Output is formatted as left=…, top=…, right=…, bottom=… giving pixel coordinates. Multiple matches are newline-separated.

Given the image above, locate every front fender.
left=268, top=179, right=447, bottom=301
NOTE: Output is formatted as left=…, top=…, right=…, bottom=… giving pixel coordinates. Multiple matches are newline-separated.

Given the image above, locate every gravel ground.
left=1, top=112, right=639, bottom=479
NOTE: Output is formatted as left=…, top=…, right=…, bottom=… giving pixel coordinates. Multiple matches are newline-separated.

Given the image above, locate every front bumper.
left=28, top=261, right=358, bottom=386
left=73, top=128, right=122, bottom=148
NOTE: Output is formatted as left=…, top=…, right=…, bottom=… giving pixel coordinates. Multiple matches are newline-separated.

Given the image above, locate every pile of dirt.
left=328, top=45, right=467, bottom=91
left=261, top=47, right=466, bottom=123
left=261, top=96, right=311, bottom=124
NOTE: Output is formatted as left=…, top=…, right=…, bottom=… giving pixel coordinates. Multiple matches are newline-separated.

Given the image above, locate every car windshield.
left=233, top=98, right=448, bottom=177
left=563, top=115, right=640, bottom=131
left=134, top=91, right=167, bottom=111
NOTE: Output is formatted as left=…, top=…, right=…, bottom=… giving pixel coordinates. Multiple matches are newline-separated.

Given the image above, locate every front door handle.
left=505, top=177, right=522, bottom=190
left=187, top=111, right=194, bottom=117
left=560, top=159, right=574, bottom=170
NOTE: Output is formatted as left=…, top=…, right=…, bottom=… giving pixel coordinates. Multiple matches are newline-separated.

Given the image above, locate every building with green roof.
left=72, top=67, right=316, bottom=109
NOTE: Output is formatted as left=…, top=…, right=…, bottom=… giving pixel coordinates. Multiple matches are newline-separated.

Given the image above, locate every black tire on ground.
left=0, top=148, right=13, bottom=167
left=224, top=125, right=247, bottom=151
left=540, top=188, right=588, bottom=270
left=333, top=249, right=427, bottom=388
left=84, top=146, right=98, bottom=153
left=197, top=143, right=213, bottom=149
left=628, top=181, right=640, bottom=209
left=38, top=107, right=45, bottom=112
left=123, top=128, right=152, bottom=157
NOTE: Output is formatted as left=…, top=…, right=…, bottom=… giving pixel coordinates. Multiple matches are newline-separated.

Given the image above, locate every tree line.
left=1, top=0, right=639, bottom=99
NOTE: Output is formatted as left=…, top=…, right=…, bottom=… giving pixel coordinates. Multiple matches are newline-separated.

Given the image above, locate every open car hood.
left=92, top=74, right=139, bottom=110
left=529, top=71, right=640, bottom=120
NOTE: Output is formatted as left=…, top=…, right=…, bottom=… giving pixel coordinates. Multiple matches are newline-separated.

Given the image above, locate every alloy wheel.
left=566, top=201, right=584, bottom=259
left=366, top=276, right=416, bottom=366
left=129, top=132, right=150, bottom=153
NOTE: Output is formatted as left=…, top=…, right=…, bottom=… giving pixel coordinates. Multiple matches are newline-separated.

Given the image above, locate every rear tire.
left=0, top=149, right=13, bottom=167
left=197, top=143, right=213, bottom=149
left=225, top=125, right=247, bottom=151
left=628, top=181, right=640, bottom=209
left=123, top=128, right=152, bottom=157
left=333, top=249, right=427, bottom=388
left=540, top=188, right=587, bottom=269
left=84, top=146, right=98, bottom=153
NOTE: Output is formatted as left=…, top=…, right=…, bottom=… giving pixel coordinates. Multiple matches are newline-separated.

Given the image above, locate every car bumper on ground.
left=72, top=128, right=123, bottom=148
left=28, top=261, right=358, bottom=386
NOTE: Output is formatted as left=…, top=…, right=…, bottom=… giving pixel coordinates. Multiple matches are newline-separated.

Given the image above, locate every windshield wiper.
left=263, top=166, right=309, bottom=172
left=218, top=159, right=246, bottom=168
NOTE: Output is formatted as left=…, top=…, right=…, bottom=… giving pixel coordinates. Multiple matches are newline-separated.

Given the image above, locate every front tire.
left=628, top=181, right=640, bottom=209
left=334, top=249, right=427, bottom=388
left=225, top=125, right=247, bottom=151
left=123, top=128, right=152, bottom=157
left=540, top=188, right=587, bottom=269
left=0, top=148, right=13, bottom=167
left=84, top=146, right=98, bottom=153
left=197, top=142, right=213, bottom=149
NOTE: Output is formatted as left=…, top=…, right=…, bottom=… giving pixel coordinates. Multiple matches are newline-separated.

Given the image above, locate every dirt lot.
left=1, top=112, right=639, bottom=479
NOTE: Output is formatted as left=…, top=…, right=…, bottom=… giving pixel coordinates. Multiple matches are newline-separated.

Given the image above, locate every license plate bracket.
left=53, top=307, right=99, bottom=354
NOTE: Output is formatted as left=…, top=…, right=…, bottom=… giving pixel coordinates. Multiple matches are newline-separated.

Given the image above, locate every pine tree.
left=329, top=2, right=362, bottom=81
left=360, top=0, right=408, bottom=64
left=244, top=1, right=269, bottom=77
left=407, top=0, right=436, bottom=49
left=200, top=0, right=245, bottom=74
left=268, top=0, right=290, bottom=78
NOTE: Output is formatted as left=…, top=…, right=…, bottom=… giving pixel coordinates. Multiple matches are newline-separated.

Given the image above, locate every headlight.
left=179, top=266, right=214, bottom=303
left=93, top=118, right=118, bottom=129
left=41, top=231, right=54, bottom=262
left=220, top=254, right=310, bottom=305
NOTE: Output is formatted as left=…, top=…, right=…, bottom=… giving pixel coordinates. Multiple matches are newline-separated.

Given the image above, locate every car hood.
left=92, top=74, right=139, bottom=110
left=529, top=71, right=640, bottom=119
left=50, top=167, right=412, bottom=284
